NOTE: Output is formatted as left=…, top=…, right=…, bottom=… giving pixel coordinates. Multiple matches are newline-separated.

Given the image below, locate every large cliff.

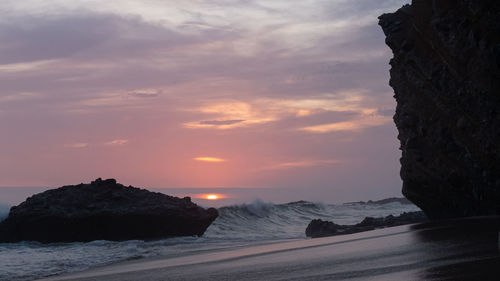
left=379, top=0, right=500, bottom=219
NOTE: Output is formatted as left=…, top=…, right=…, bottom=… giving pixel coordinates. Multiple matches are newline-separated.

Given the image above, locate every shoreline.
left=40, top=217, right=500, bottom=281
left=40, top=226, right=414, bottom=281
left=1, top=200, right=420, bottom=281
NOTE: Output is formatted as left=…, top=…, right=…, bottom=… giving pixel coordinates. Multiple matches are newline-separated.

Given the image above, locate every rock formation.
left=0, top=178, right=218, bottom=243
left=379, top=0, right=500, bottom=219
left=306, top=211, right=427, bottom=238
left=343, top=197, right=412, bottom=206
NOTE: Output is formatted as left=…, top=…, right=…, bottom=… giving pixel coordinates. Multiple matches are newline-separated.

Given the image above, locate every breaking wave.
left=204, top=199, right=419, bottom=240
left=0, top=200, right=418, bottom=281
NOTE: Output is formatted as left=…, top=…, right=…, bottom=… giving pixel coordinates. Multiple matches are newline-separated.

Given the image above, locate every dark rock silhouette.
left=343, top=197, right=412, bottom=205
left=0, top=178, right=218, bottom=243
left=306, top=211, right=427, bottom=238
left=379, top=0, right=500, bottom=219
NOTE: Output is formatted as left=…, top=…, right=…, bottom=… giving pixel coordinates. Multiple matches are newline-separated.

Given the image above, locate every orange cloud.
left=182, top=92, right=378, bottom=131
left=183, top=101, right=276, bottom=130
left=194, top=157, right=226, bottom=163
left=299, top=112, right=391, bottom=133
left=265, top=159, right=340, bottom=170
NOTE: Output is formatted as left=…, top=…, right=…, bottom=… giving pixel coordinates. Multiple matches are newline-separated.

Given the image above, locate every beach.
left=1, top=0, right=498, bottom=280
left=1, top=201, right=420, bottom=280
left=40, top=217, right=500, bottom=281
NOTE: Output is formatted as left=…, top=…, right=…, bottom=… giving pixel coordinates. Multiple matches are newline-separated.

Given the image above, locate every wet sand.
left=40, top=217, right=500, bottom=281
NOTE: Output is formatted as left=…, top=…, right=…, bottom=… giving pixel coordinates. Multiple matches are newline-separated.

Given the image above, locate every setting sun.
left=194, top=193, right=227, bottom=200
left=206, top=194, right=218, bottom=200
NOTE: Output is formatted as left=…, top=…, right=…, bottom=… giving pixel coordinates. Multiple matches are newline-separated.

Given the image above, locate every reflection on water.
left=410, top=217, right=500, bottom=280
left=7, top=216, right=500, bottom=281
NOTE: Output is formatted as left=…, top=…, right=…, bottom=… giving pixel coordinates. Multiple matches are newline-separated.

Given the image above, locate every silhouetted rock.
left=343, top=197, right=413, bottom=205
left=0, top=204, right=9, bottom=222
left=0, top=178, right=218, bottom=243
left=306, top=211, right=427, bottom=238
left=379, top=1, right=500, bottom=219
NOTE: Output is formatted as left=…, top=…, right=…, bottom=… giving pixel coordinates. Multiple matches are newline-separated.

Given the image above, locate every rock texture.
left=379, top=0, right=500, bottom=219
left=0, top=178, right=218, bottom=243
left=306, top=211, right=427, bottom=238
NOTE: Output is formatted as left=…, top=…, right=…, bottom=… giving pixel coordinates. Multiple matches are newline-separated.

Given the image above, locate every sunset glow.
left=299, top=114, right=392, bottom=133
left=194, top=157, right=226, bottom=163
left=193, top=194, right=227, bottom=200
left=266, top=160, right=340, bottom=170
left=206, top=194, right=218, bottom=200
left=0, top=0, right=407, bottom=202
left=0, top=0, right=449, bottom=277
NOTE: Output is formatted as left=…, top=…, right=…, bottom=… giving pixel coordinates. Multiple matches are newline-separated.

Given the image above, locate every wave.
left=204, top=199, right=419, bottom=240
left=0, top=200, right=418, bottom=240
left=0, top=199, right=419, bottom=281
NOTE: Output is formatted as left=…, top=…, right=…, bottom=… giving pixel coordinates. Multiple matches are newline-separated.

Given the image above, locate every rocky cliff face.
left=379, top=0, right=500, bottom=219
left=0, top=178, right=218, bottom=243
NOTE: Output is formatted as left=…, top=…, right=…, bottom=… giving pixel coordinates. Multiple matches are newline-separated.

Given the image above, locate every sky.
left=0, top=0, right=410, bottom=204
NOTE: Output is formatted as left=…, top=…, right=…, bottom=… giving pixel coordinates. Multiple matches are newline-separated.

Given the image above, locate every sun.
left=195, top=193, right=227, bottom=200
left=206, top=194, right=219, bottom=200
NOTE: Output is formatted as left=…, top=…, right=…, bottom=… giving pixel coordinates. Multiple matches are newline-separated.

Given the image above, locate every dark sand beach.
left=1, top=0, right=499, bottom=280
left=41, top=217, right=500, bottom=281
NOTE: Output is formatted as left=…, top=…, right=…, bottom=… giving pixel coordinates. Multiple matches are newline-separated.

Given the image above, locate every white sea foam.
left=0, top=200, right=419, bottom=281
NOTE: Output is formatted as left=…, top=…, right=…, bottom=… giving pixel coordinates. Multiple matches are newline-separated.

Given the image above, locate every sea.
left=0, top=199, right=419, bottom=281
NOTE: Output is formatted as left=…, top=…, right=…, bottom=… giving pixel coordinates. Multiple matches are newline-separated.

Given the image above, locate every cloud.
left=265, top=159, right=340, bottom=170
left=0, top=60, right=58, bottom=73
left=194, top=157, right=226, bottom=163
left=0, top=0, right=401, bottom=117
left=199, top=120, right=245, bottom=125
left=0, top=0, right=408, bottom=196
left=183, top=101, right=276, bottom=129
left=104, top=139, right=128, bottom=146
left=182, top=93, right=386, bottom=132
left=0, top=12, right=222, bottom=65
left=378, top=108, right=395, bottom=116
left=0, top=92, right=40, bottom=103
left=64, top=140, right=128, bottom=148
left=64, top=143, right=88, bottom=148
left=128, top=89, right=161, bottom=98
left=299, top=111, right=391, bottom=133
left=75, top=88, right=165, bottom=110
left=0, top=15, right=117, bottom=64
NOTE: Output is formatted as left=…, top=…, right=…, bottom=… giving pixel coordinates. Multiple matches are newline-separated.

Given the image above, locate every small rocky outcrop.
left=343, top=197, right=412, bottom=205
left=0, top=178, right=218, bottom=243
left=379, top=0, right=500, bottom=219
left=306, top=211, right=427, bottom=238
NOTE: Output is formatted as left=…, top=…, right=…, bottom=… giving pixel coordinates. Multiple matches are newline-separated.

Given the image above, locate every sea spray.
left=204, top=200, right=419, bottom=240
left=0, top=200, right=419, bottom=281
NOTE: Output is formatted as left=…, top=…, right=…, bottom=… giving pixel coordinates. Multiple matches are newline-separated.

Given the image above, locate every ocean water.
left=0, top=200, right=419, bottom=281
